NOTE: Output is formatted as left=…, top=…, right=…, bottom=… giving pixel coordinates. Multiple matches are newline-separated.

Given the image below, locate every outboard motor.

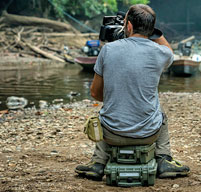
left=82, top=40, right=100, bottom=56
left=178, top=41, right=192, bottom=56
left=183, top=41, right=192, bottom=56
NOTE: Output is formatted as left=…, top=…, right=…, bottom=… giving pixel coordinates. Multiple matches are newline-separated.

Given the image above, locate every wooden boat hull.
left=170, top=59, right=200, bottom=76
left=74, top=56, right=97, bottom=72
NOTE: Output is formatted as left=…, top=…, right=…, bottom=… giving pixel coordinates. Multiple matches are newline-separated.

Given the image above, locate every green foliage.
left=122, top=0, right=149, bottom=5
left=50, top=0, right=149, bottom=19
left=51, top=0, right=116, bottom=19
left=103, top=0, right=118, bottom=12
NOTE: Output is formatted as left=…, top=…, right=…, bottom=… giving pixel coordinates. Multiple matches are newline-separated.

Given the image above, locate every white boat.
left=192, top=54, right=201, bottom=72
left=170, top=54, right=200, bottom=76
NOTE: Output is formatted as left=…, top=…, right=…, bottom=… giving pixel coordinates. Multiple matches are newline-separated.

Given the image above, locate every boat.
left=170, top=39, right=200, bottom=76
left=192, top=54, right=201, bottom=73
left=170, top=55, right=200, bottom=76
left=74, top=56, right=97, bottom=72
left=199, top=63, right=201, bottom=72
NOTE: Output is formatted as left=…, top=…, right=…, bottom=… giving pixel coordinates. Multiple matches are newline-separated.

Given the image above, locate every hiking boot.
left=75, top=161, right=105, bottom=181
left=156, top=154, right=190, bottom=178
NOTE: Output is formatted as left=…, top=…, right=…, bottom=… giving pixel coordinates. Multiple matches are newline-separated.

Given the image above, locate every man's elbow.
left=90, top=90, right=96, bottom=99
left=90, top=89, right=103, bottom=102
left=90, top=86, right=95, bottom=97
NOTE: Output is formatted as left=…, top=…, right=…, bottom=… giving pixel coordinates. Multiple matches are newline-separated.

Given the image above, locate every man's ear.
left=127, top=21, right=133, bottom=34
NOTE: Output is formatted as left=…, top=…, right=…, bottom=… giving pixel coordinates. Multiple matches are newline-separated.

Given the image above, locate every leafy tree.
left=0, top=0, right=149, bottom=19
left=51, top=0, right=149, bottom=19
left=51, top=0, right=116, bottom=19
left=122, top=0, right=149, bottom=5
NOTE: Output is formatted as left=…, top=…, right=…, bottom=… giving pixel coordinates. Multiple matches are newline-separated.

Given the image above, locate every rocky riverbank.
left=0, top=92, right=201, bottom=192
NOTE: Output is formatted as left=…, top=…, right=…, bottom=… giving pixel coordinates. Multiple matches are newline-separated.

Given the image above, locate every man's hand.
left=90, top=73, right=103, bottom=102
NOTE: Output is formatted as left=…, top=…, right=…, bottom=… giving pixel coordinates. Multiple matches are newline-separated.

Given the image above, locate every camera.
left=99, top=11, right=163, bottom=42
left=99, top=11, right=126, bottom=42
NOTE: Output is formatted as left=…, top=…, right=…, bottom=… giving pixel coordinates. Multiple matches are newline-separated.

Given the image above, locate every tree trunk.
left=0, top=11, right=79, bottom=33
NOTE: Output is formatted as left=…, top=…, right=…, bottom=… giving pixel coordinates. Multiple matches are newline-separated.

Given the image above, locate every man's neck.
left=130, top=33, right=148, bottom=39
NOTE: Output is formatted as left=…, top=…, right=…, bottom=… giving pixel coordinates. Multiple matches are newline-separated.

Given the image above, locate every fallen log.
left=0, top=11, right=79, bottom=33
left=25, top=43, right=65, bottom=63
left=33, top=32, right=99, bottom=37
left=16, top=38, right=65, bottom=62
left=180, top=36, right=195, bottom=44
left=171, top=35, right=195, bottom=50
left=40, top=46, right=62, bottom=54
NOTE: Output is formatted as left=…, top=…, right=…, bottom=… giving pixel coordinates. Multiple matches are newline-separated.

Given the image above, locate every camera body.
left=99, top=12, right=125, bottom=42
left=99, top=12, right=163, bottom=42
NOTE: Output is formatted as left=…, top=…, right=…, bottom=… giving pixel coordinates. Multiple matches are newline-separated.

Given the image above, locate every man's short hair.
left=126, top=4, right=156, bottom=37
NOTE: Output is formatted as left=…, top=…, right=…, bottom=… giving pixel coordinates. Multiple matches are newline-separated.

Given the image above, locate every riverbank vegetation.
left=0, top=0, right=149, bottom=64
left=0, top=0, right=149, bottom=20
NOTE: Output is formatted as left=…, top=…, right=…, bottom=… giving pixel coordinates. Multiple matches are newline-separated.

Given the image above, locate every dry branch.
left=16, top=27, right=24, bottom=42
left=40, top=46, right=62, bottom=54
left=0, top=13, right=89, bottom=63
left=22, top=27, right=38, bottom=35
left=0, top=11, right=79, bottom=33
left=33, top=32, right=99, bottom=37
left=25, top=43, right=65, bottom=63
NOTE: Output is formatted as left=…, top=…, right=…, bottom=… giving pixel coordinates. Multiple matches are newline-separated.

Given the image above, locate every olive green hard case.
left=107, top=143, right=156, bottom=164
left=104, top=158, right=157, bottom=187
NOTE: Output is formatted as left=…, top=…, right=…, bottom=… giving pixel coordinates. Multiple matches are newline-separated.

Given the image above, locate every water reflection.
left=0, top=64, right=94, bottom=110
left=159, top=72, right=201, bottom=92
left=0, top=64, right=201, bottom=110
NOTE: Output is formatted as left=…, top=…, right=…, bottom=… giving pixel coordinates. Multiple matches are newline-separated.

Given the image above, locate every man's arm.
left=153, top=35, right=173, bottom=53
left=90, top=73, right=103, bottom=102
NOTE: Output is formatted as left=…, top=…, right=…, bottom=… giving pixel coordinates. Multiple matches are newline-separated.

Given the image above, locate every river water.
left=0, top=64, right=201, bottom=110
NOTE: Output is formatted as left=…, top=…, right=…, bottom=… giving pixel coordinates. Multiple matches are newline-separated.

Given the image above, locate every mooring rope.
left=48, top=0, right=98, bottom=33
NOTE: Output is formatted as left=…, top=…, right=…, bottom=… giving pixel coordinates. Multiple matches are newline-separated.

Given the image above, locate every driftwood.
left=0, top=11, right=79, bottom=33
left=25, top=43, right=65, bottom=63
left=9, top=29, right=66, bottom=63
left=180, top=36, right=195, bottom=44
left=33, top=32, right=99, bottom=37
left=171, top=36, right=195, bottom=50
left=40, top=46, right=62, bottom=54
left=18, top=51, right=38, bottom=57
left=22, top=27, right=39, bottom=35
left=0, top=13, right=90, bottom=63
left=0, top=25, right=85, bottom=64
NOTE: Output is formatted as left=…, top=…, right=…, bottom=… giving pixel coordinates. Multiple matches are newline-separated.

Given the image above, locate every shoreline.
left=1, top=91, right=201, bottom=112
left=0, top=54, right=67, bottom=71
left=0, top=92, right=201, bottom=191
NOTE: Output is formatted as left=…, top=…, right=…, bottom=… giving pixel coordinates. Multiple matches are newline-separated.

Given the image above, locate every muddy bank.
left=0, top=54, right=66, bottom=71
left=0, top=92, right=201, bottom=192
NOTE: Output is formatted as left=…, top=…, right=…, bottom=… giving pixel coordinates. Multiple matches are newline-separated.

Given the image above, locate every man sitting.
left=75, top=4, right=190, bottom=181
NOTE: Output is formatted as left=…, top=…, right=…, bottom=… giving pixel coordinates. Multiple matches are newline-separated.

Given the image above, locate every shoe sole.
left=75, top=169, right=103, bottom=181
left=158, top=171, right=190, bottom=178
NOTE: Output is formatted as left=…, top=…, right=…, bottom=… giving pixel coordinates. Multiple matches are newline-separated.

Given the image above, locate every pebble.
left=0, top=92, right=200, bottom=191
left=50, top=150, right=58, bottom=155
left=172, top=184, right=180, bottom=188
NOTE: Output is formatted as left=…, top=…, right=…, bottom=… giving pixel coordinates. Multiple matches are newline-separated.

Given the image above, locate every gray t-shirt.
left=94, top=37, right=173, bottom=138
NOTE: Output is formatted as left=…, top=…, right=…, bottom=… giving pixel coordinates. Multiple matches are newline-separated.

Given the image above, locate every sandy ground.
left=0, top=92, right=201, bottom=192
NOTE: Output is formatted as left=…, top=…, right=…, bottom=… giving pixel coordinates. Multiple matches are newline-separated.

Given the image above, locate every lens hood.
left=149, top=28, right=163, bottom=40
